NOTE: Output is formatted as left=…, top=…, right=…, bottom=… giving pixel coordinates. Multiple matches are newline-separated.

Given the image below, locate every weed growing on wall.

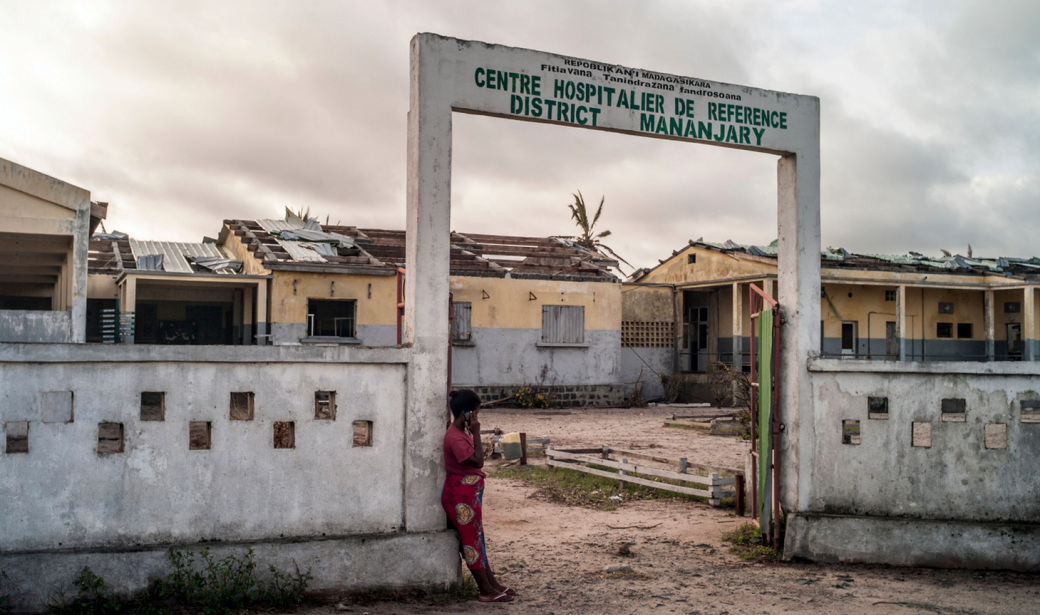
left=41, top=551, right=310, bottom=615
left=154, top=548, right=311, bottom=614
left=1, top=570, right=9, bottom=615
left=47, top=567, right=125, bottom=615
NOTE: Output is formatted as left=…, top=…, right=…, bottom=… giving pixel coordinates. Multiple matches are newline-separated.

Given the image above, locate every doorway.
left=841, top=321, right=857, bottom=357
left=885, top=321, right=898, bottom=360
left=1007, top=323, right=1022, bottom=360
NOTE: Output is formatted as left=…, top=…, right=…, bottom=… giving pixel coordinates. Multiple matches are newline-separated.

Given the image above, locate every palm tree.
left=561, top=191, right=631, bottom=270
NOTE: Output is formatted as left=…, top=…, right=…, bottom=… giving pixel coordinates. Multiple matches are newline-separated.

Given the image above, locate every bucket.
left=500, top=432, right=522, bottom=460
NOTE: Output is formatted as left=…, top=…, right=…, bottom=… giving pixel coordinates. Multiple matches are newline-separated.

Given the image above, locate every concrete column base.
left=1, top=531, right=461, bottom=612
left=785, top=513, right=1040, bottom=572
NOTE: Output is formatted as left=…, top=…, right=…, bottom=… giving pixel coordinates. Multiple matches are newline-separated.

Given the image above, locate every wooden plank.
left=610, top=448, right=745, bottom=478
left=664, top=420, right=712, bottom=429
left=549, top=450, right=714, bottom=487
left=547, top=459, right=713, bottom=498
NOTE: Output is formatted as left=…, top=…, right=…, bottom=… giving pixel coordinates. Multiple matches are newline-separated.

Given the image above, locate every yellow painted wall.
left=271, top=271, right=398, bottom=326
left=621, top=286, right=672, bottom=322
left=88, top=274, right=119, bottom=300
left=449, top=276, right=620, bottom=331
left=640, top=246, right=775, bottom=285
left=821, top=284, right=893, bottom=340
left=993, top=288, right=1037, bottom=342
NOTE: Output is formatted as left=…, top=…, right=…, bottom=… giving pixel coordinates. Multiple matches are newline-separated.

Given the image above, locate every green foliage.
left=43, top=551, right=310, bottom=615
left=514, top=385, right=551, bottom=409
left=559, top=191, right=631, bottom=270
left=722, top=522, right=781, bottom=561
left=47, top=567, right=125, bottom=615
left=152, top=548, right=311, bottom=614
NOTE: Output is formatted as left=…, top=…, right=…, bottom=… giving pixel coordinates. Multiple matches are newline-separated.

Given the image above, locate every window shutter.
left=542, top=305, right=584, bottom=344
left=453, top=302, right=472, bottom=341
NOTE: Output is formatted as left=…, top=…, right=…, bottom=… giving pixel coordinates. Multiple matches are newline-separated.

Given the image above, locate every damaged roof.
left=88, top=232, right=245, bottom=276
left=222, top=219, right=619, bottom=282
left=630, top=239, right=1040, bottom=282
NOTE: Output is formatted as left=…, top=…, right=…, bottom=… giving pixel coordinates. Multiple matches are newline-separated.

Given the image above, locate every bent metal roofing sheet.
left=128, top=240, right=226, bottom=274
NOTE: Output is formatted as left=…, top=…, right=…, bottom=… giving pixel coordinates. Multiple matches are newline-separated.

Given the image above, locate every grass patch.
left=492, top=463, right=712, bottom=511
left=722, top=522, right=782, bottom=561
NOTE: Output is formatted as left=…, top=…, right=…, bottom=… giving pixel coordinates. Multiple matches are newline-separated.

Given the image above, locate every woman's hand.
left=469, top=409, right=481, bottom=433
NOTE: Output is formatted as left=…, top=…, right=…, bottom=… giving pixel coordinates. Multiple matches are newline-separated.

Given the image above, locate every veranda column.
left=896, top=285, right=907, bottom=361
left=984, top=289, right=995, bottom=362
left=1024, top=286, right=1035, bottom=361
left=732, top=282, right=743, bottom=371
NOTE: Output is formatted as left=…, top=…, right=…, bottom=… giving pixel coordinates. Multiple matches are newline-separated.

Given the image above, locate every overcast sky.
left=1, top=1, right=1037, bottom=271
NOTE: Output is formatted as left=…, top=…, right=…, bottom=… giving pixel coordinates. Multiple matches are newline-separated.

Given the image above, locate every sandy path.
left=295, top=407, right=1040, bottom=615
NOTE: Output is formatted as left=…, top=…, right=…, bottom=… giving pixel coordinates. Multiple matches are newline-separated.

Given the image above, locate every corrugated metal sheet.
left=542, top=305, right=584, bottom=344
left=452, top=302, right=472, bottom=341
left=279, top=241, right=328, bottom=263
left=129, top=240, right=224, bottom=274
left=256, top=219, right=329, bottom=263
left=256, top=219, right=304, bottom=233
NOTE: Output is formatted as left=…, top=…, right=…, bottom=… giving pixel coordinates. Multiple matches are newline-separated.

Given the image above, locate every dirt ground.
left=301, top=406, right=1040, bottom=615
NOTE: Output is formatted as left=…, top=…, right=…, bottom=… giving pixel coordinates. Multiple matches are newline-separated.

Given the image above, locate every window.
left=5, top=422, right=28, bottom=454
left=687, top=253, right=696, bottom=264
left=885, top=290, right=896, bottom=302
left=957, top=323, right=973, bottom=339
left=912, top=422, right=932, bottom=448
left=541, top=305, right=585, bottom=344
left=230, top=392, right=255, bottom=421
left=868, top=397, right=889, bottom=420
left=1021, top=400, right=1040, bottom=423
left=938, top=302, right=954, bottom=314
left=140, top=392, right=165, bottom=421
left=842, top=420, right=861, bottom=445
left=984, top=424, right=1007, bottom=450
left=936, top=323, right=953, bottom=338
left=353, top=420, right=373, bottom=447
left=189, top=422, right=212, bottom=450
left=941, top=398, right=967, bottom=422
left=307, top=299, right=356, bottom=338
left=97, top=422, right=124, bottom=454
left=452, top=302, right=472, bottom=342
left=315, top=391, right=336, bottom=420
left=273, top=422, right=295, bottom=449
left=1005, top=302, right=1021, bottom=314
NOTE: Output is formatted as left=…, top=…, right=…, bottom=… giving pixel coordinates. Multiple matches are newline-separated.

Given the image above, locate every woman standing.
left=442, top=389, right=516, bottom=603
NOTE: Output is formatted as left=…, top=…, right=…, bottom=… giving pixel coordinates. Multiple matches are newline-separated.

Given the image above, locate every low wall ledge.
left=0, top=343, right=412, bottom=364
left=808, top=357, right=1040, bottom=376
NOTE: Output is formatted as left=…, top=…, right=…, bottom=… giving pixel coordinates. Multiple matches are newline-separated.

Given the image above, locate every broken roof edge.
left=631, top=239, right=1040, bottom=283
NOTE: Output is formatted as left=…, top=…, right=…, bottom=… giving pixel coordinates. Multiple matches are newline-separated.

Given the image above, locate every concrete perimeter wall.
left=0, top=343, right=458, bottom=610
left=787, top=359, right=1040, bottom=570
left=0, top=309, right=70, bottom=343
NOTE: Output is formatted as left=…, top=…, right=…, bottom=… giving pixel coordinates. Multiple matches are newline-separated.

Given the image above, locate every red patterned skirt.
left=441, top=473, right=487, bottom=570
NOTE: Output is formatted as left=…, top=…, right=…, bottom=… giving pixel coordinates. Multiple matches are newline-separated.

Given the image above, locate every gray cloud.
left=0, top=0, right=1035, bottom=270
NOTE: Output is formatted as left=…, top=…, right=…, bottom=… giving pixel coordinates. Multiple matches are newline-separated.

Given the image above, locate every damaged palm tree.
left=559, top=191, right=631, bottom=272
